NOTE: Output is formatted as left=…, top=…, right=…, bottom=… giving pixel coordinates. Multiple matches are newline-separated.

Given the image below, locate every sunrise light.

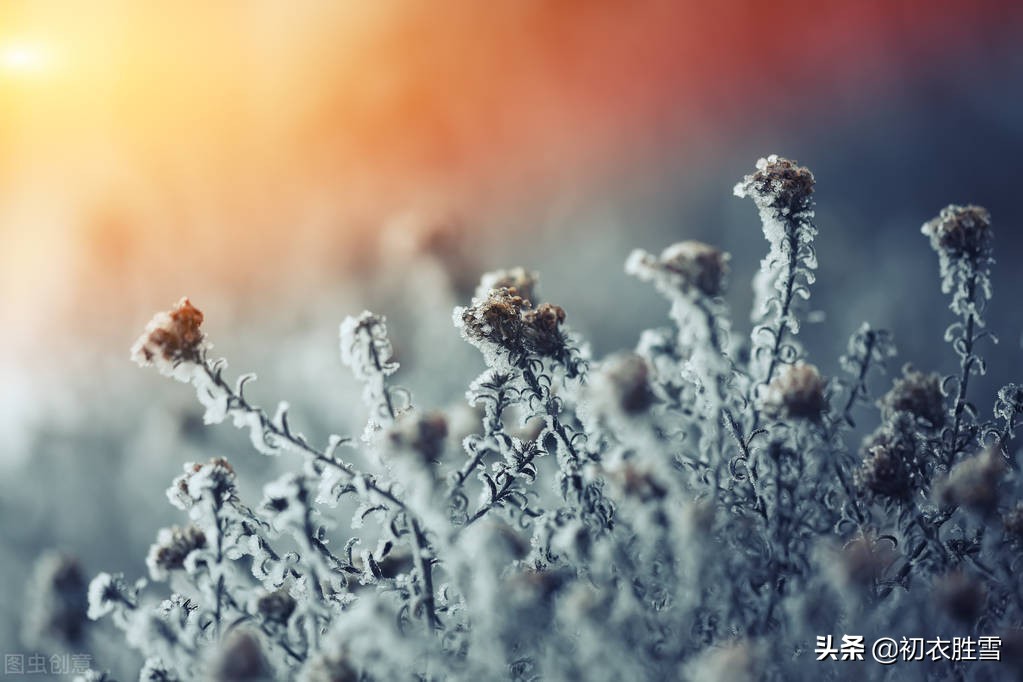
left=0, top=40, right=49, bottom=75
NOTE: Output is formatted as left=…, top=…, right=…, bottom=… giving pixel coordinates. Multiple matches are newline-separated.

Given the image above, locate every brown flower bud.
left=760, top=362, right=827, bottom=420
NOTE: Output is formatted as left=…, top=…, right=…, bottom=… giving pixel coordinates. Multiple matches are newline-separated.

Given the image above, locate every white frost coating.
left=735, top=155, right=817, bottom=381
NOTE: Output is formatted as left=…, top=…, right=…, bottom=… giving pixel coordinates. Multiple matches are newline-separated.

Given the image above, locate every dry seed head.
left=922, top=204, right=992, bottom=258
left=626, top=241, right=730, bottom=298
left=879, top=365, right=946, bottom=427
left=131, top=297, right=208, bottom=376
left=146, top=525, right=207, bottom=580
left=760, top=361, right=828, bottom=420
left=475, top=267, right=540, bottom=305
left=733, top=154, right=815, bottom=216
left=855, top=444, right=914, bottom=501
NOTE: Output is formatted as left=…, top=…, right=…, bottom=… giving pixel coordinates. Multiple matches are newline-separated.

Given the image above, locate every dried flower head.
left=459, top=287, right=529, bottom=350
left=733, top=154, right=815, bottom=217
left=760, top=361, right=828, bottom=420
left=626, top=241, right=730, bottom=298
left=855, top=443, right=914, bottom=501
left=922, top=204, right=992, bottom=258
left=131, top=297, right=208, bottom=378
left=879, top=365, right=946, bottom=427
left=457, top=287, right=569, bottom=360
left=936, top=447, right=1005, bottom=515
left=166, top=457, right=236, bottom=510
left=933, top=571, right=986, bottom=624
left=475, top=267, right=540, bottom=305
left=146, top=525, right=207, bottom=581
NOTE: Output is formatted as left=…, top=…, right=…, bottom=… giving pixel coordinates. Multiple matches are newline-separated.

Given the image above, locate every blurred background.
left=2, top=0, right=1022, bottom=665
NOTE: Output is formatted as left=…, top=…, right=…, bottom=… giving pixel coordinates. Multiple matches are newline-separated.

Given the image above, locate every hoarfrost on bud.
left=759, top=361, right=827, bottom=420
left=131, top=297, right=208, bottom=382
left=146, top=526, right=207, bottom=581
left=166, top=458, right=236, bottom=510
left=626, top=241, right=729, bottom=299
left=879, top=364, right=946, bottom=427
left=455, top=285, right=570, bottom=363
left=474, top=266, right=540, bottom=305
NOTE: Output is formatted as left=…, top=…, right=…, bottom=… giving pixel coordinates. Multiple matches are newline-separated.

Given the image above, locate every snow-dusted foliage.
left=75, top=157, right=1023, bottom=681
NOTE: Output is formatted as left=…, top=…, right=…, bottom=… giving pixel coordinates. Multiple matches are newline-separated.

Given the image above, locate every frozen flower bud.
left=760, top=361, right=828, bottom=420
left=936, top=447, right=1005, bottom=515
left=933, top=571, right=986, bottom=624
left=131, top=297, right=208, bottom=379
left=458, top=287, right=529, bottom=351
left=855, top=443, right=914, bottom=501
left=387, top=411, right=448, bottom=463
left=922, top=204, right=992, bottom=258
left=733, top=154, right=815, bottom=217
left=475, top=267, right=539, bottom=305
left=879, top=365, right=946, bottom=427
left=523, top=303, right=567, bottom=355
left=166, top=457, right=236, bottom=510
left=209, top=630, right=273, bottom=682
left=588, top=352, right=656, bottom=418
left=145, top=525, right=206, bottom=581
left=626, top=241, right=730, bottom=298
left=457, top=287, right=569, bottom=359
left=22, top=552, right=88, bottom=648
left=253, top=589, right=296, bottom=625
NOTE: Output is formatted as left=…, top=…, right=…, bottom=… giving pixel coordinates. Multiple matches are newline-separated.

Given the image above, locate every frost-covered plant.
left=77, top=157, right=1023, bottom=681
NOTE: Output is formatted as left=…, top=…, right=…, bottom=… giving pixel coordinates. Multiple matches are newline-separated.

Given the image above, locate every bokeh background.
left=2, top=0, right=1022, bottom=667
